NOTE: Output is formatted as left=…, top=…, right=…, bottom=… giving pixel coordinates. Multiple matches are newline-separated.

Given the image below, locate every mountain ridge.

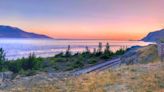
left=0, top=25, right=53, bottom=39
left=142, top=29, right=164, bottom=42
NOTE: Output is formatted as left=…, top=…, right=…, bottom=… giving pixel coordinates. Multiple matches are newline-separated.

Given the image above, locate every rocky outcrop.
left=0, top=71, right=14, bottom=89
left=0, top=71, right=13, bottom=81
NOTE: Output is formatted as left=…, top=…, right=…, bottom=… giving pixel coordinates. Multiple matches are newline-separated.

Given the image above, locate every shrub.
left=73, top=52, right=80, bottom=56
left=95, top=52, right=102, bottom=57
left=74, top=61, right=84, bottom=68
left=33, top=58, right=44, bottom=70
left=55, top=52, right=64, bottom=58
left=88, top=59, right=97, bottom=64
left=69, top=60, right=84, bottom=69
left=55, top=58, right=66, bottom=62
left=0, top=48, right=6, bottom=71
left=115, top=48, right=125, bottom=55
left=100, top=54, right=111, bottom=59
left=22, top=53, right=37, bottom=70
left=8, top=61, right=22, bottom=73
left=19, top=69, right=36, bottom=76
left=101, top=49, right=113, bottom=60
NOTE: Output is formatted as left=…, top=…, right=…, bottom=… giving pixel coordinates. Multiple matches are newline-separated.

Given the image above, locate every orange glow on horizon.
left=1, top=16, right=163, bottom=40
left=0, top=0, right=163, bottom=40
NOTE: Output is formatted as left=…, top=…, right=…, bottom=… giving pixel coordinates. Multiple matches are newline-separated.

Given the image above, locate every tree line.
left=0, top=42, right=127, bottom=76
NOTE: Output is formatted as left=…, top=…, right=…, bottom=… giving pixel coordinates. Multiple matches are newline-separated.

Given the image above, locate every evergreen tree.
left=93, top=48, right=96, bottom=55
left=98, top=42, right=102, bottom=53
left=0, top=48, right=6, bottom=71
left=22, top=53, right=36, bottom=70
left=85, top=46, right=90, bottom=54
left=0, top=48, right=5, bottom=62
left=115, top=48, right=125, bottom=55
left=95, top=42, right=103, bottom=56
left=65, top=45, right=71, bottom=57
left=101, top=43, right=114, bottom=59
left=82, top=46, right=91, bottom=58
left=104, top=42, right=110, bottom=53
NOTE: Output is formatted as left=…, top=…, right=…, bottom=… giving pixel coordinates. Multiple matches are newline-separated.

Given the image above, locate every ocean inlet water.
left=0, top=39, right=153, bottom=60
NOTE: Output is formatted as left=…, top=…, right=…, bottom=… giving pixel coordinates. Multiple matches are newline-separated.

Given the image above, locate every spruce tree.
left=0, top=48, right=6, bottom=71
left=65, top=45, right=71, bottom=57
left=98, top=42, right=102, bottom=53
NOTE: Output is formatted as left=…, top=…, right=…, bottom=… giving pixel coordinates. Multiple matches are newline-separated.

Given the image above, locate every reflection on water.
left=0, top=39, right=153, bottom=60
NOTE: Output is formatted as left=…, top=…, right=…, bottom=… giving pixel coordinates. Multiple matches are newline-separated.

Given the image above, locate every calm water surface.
left=0, top=39, right=153, bottom=60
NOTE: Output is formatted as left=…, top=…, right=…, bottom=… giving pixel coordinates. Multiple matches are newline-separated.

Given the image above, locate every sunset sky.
left=0, top=0, right=163, bottom=40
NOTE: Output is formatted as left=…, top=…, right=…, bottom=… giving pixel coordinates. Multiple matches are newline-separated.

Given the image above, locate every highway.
left=73, top=58, right=121, bottom=76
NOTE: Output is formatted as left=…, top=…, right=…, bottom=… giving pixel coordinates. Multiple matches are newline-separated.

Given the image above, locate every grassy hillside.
left=121, top=44, right=160, bottom=64
left=137, top=44, right=160, bottom=63
left=7, top=62, right=164, bottom=92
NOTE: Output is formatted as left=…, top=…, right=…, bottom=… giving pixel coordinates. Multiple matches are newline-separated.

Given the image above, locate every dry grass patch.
left=6, top=62, right=164, bottom=92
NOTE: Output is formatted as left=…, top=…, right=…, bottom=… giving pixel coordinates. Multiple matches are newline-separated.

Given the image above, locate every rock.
left=0, top=71, right=13, bottom=82
left=15, top=75, right=21, bottom=80
left=0, top=71, right=14, bottom=89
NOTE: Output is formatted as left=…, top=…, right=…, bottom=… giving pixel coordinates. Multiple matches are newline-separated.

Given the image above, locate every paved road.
left=73, top=58, right=121, bottom=76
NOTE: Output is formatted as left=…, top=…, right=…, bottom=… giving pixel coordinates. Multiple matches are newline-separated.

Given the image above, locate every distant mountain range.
left=142, top=29, right=164, bottom=42
left=0, top=25, right=52, bottom=39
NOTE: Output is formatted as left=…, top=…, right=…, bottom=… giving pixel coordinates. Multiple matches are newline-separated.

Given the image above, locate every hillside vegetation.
left=1, top=44, right=163, bottom=92
left=7, top=62, right=164, bottom=92
left=4, top=44, right=163, bottom=92
left=121, top=44, right=160, bottom=64
left=0, top=43, right=126, bottom=76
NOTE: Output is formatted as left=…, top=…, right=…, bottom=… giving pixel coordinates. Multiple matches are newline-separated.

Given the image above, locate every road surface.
left=73, top=58, right=121, bottom=76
